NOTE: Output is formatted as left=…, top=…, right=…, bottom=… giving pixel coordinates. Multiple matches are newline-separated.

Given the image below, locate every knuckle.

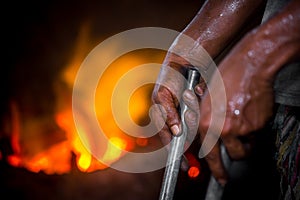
left=156, top=87, right=170, bottom=102
left=206, top=152, right=218, bottom=162
left=185, top=110, right=197, bottom=121
left=152, top=85, right=170, bottom=103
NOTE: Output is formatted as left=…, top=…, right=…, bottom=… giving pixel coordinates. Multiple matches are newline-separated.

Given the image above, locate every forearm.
left=255, top=0, right=300, bottom=79
left=228, top=0, right=300, bottom=81
left=165, top=0, right=266, bottom=68
left=183, top=0, right=265, bottom=57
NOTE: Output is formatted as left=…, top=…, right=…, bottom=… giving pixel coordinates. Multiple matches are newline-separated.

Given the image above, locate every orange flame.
left=6, top=22, right=166, bottom=174
left=186, top=153, right=201, bottom=179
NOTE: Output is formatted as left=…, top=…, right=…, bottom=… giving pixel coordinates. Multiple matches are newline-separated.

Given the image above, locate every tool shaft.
left=159, top=68, right=200, bottom=200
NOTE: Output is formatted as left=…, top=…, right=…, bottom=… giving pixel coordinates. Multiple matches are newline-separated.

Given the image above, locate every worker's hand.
left=199, top=0, right=300, bottom=184
left=151, top=50, right=206, bottom=170
left=198, top=41, right=275, bottom=184
left=151, top=53, right=187, bottom=137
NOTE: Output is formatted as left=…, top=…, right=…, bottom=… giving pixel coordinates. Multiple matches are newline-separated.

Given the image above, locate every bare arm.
left=198, top=0, right=300, bottom=184
left=152, top=0, right=266, bottom=149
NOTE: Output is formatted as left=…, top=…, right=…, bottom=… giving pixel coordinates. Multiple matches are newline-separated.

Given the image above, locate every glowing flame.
left=186, top=153, right=201, bottom=179
left=188, top=166, right=200, bottom=178
left=102, top=137, right=128, bottom=163
left=6, top=22, right=166, bottom=174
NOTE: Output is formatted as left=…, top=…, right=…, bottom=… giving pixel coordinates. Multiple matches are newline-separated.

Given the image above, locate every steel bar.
left=159, top=68, right=200, bottom=200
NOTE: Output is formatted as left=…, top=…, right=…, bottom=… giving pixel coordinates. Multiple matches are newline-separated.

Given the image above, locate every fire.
left=102, top=137, right=128, bottom=164
left=5, top=22, right=166, bottom=174
left=188, top=166, right=200, bottom=178
left=186, top=153, right=201, bottom=179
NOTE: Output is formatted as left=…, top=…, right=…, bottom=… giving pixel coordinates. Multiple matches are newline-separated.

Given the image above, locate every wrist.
left=166, top=33, right=214, bottom=71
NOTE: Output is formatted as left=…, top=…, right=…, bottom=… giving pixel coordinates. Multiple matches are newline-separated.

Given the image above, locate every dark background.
left=0, top=0, right=280, bottom=199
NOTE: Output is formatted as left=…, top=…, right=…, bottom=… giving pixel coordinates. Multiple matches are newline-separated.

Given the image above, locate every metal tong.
left=159, top=68, right=200, bottom=200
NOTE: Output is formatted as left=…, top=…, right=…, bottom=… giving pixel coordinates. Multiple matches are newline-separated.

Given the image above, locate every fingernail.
left=218, top=178, right=227, bottom=187
left=195, top=85, right=203, bottom=96
left=170, top=125, right=180, bottom=136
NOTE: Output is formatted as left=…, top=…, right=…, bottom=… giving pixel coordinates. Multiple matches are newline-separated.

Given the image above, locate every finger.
left=151, top=98, right=190, bottom=171
left=182, top=89, right=200, bottom=145
left=184, top=109, right=199, bottom=146
left=198, top=81, right=228, bottom=185
left=222, top=137, right=251, bottom=160
left=195, top=84, right=204, bottom=96
left=154, top=86, right=181, bottom=136
left=199, top=109, right=228, bottom=185
left=204, top=142, right=228, bottom=186
left=220, top=115, right=253, bottom=160
left=150, top=103, right=172, bottom=146
left=195, top=84, right=205, bottom=97
left=182, top=89, right=200, bottom=111
left=195, top=77, right=207, bottom=96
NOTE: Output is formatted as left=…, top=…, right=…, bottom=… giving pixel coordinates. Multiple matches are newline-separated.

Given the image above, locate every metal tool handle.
left=159, top=68, right=200, bottom=200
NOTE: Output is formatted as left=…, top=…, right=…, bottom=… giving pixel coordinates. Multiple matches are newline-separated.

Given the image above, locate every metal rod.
left=159, top=68, right=200, bottom=200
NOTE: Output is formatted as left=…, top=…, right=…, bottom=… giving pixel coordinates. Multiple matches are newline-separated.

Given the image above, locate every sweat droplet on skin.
left=228, top=94, right=251, bottom=116
left=247, top=50, right=255, bottom=58
left=234, top=109, right=240, bottom=115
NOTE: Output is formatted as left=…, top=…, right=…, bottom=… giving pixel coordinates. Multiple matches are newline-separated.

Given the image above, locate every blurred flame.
left=22, top=142, right=71, bottom=174
left=188, top=166, right=200, bottom=178
left=6, top=22, right=166, bottom=174
left=8, top=101, right=21, bottom=167
left=102, top=137, right=128, bottom=163
left=186, top=153, right=201, bottom=179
